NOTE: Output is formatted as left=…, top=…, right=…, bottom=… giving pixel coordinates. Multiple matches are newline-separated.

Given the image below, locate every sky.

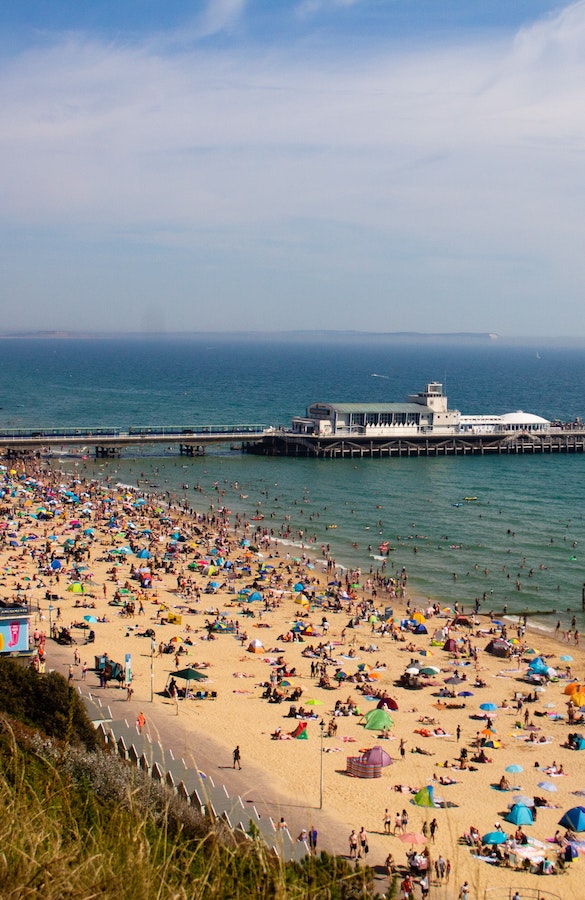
left=1, top=0, right=584, bottom=336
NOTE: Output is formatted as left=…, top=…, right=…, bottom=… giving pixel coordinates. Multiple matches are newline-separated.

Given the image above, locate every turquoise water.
left=2, top=336, right=585, bottom=621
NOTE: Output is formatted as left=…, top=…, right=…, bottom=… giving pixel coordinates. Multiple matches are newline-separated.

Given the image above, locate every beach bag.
left=364, top=843, right=369, bottom=854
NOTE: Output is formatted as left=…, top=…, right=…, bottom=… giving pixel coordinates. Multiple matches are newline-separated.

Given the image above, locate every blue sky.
left=1, top=0, right=583, bottom=336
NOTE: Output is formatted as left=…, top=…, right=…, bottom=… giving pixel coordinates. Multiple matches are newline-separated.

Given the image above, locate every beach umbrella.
left=405, top=666, right=420, bottom=675
left=174, top=666, right=208, bottom=682
left=293, top=583, right=305, bottom=592
left=506, top=804, right=533, bottom=826
left=480, top=703, right=498, bottom=712
left=482, top=832, right=508, bottom=845
left=481, top=725, right=497, bottom=736
left=458, top=690, right=474, bottom=697
left=398, top=832, right=427, bottom=845
left=559, top=807, right=585, bottom=832
left=561, top=655, right=574, bottom=662
left=420, top=665, right=440, bottom=676
left=50, top=559, right=62, bottom=570
left=484, top=739, right=501, bottom=749
left=512, top=795, right=534, bottom=807
left=306, top=699, right=323, bottom=706
left=83, top=615, right=98, bottom=623
left=506, top=764, right=523, bottom=774
left=538, top=781, right=558, bottom=793
left=445, top=675, right=462, bottom=685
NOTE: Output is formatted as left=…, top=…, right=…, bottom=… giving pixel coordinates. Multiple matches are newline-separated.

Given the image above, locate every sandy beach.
left=3, top=456, right=585, bottom=899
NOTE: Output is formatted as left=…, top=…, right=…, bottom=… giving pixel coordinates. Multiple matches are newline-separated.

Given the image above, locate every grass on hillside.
left=0, top=659, right=381, bottom=899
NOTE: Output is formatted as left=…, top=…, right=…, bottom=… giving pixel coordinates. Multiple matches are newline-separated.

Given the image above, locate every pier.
left=2, top=423, right=585, bottom=461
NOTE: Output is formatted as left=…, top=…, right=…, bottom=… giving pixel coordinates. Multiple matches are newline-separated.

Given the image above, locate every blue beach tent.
left=506, top=804, right=533, bottom=826
left=558, top=806, right=585, bottom=832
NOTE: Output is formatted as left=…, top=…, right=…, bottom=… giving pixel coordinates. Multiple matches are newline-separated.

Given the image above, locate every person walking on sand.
left=233, top=745, right=241, bottom=769
left=308, top=825, right=318, bottom=854
left=400, top=874, right=414, bottom=900
left=459, top=881, right=469, bottom=900
left=349, top=829, right=358, bottom=858
left=430, top=817, right=438, bottom=842
left=383, top=808, right=392, bottom=834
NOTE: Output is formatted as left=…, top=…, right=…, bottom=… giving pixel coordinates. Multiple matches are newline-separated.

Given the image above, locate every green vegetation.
left=0, top=660, right=381, bottom=899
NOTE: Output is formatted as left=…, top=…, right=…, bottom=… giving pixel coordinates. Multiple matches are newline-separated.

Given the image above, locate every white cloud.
left=1, top=2, right=585, bottom=332
left=196, top=0, right=248, bottom=37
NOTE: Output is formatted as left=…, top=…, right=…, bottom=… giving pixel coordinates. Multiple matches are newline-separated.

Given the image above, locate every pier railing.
left=0, top=424, right=270, bottom=441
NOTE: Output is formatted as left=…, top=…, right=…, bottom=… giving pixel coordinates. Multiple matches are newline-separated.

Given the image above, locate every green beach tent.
left=413, top=785, right=436, bottom=808
left=363, top=708, right=394, bottom=731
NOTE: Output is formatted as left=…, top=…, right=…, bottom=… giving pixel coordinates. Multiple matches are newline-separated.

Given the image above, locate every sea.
left=2, top=334, right=585, bottom=628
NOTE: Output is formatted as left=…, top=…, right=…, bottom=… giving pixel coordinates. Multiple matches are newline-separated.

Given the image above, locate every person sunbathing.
left=498, top=775, right=511, bottom=790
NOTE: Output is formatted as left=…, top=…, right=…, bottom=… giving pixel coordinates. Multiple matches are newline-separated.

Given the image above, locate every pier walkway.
left=0, top=424, right=271, bottom=458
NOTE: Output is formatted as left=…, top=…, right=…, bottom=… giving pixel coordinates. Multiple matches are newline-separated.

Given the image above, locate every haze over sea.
left=2, top=335, right=585, bottom=626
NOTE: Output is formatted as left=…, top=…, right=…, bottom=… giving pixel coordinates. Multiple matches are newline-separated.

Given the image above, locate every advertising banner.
left=0, top=617, right=29, bottom=654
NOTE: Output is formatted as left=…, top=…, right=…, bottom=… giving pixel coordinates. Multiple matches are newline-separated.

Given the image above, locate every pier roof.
left=310, top=402, right=429, bottom=414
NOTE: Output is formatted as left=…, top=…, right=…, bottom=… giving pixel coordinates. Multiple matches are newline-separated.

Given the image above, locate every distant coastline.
left=0, top=330, right=583, bottom=346
left=0, top=329, right=500, bottom=341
